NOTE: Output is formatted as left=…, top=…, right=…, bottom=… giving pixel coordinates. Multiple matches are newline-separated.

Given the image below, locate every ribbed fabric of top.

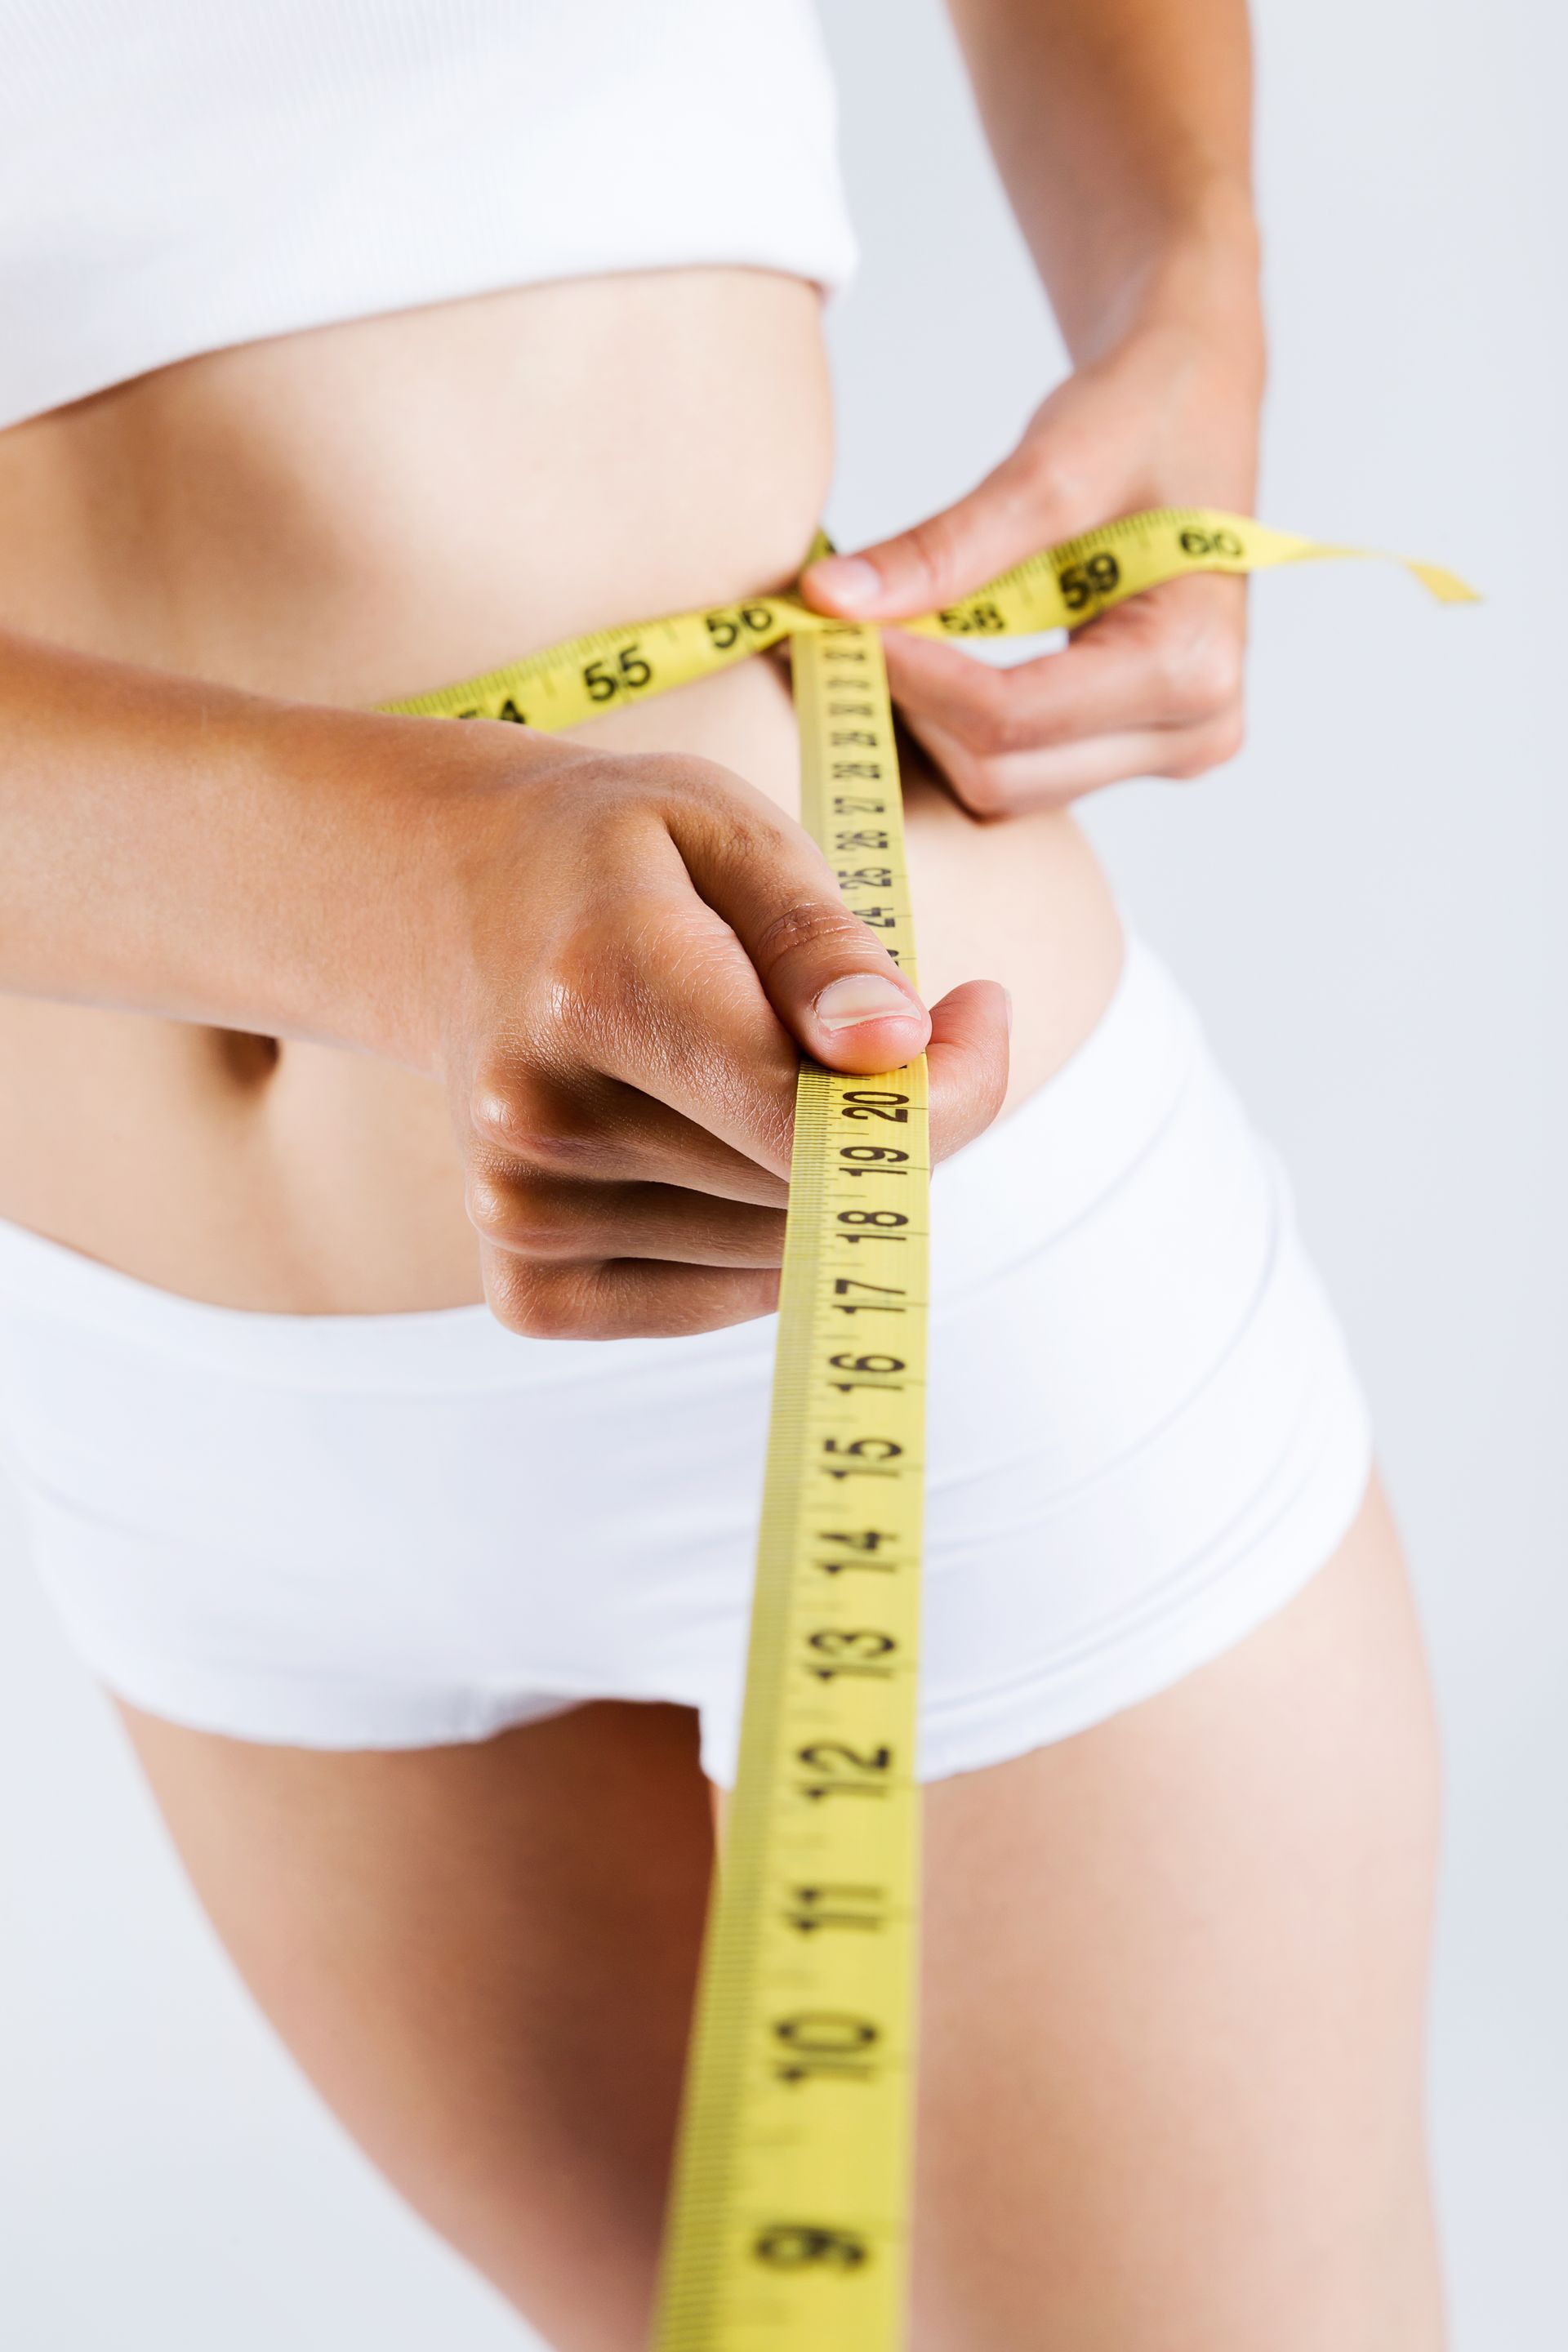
left=0, top=0, right=857, bottom=429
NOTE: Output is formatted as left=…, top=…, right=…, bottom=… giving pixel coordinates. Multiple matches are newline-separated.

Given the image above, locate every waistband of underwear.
left=0, top=924, right=1200, bottom=1394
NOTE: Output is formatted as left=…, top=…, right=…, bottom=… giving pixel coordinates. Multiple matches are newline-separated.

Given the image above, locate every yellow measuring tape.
left=383, top=508, right=1474, bottom=2351
left=385, top=507, right=1475, bottom=732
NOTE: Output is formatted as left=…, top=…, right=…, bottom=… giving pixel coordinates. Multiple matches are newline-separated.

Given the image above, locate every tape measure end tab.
left=1410, top=560, right=1482, bottom=605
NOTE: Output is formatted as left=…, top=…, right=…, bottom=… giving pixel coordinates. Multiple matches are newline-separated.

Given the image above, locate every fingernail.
left=806, top=554, right=882, bottom=612
left=1002, top=987, right=1014, bottom=1035
left=815, top=973, right=920, bottom=1031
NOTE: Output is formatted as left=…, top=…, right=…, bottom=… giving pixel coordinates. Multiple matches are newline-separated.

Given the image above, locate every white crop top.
left=0, top=0, right=857, bottom=431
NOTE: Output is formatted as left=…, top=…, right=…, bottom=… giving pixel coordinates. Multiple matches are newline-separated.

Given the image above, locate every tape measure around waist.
left=381, top=506, right=1476, bottom=732
left=380, top=507, right=1473, bottom=2352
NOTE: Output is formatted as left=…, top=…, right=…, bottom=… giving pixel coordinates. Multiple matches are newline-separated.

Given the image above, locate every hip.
left=0, top=931, right=1373, bottom=1777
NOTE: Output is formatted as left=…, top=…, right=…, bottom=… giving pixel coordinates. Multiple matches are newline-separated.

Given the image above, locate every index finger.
left=882, top=572, right=1249, bottom=749
left=798, top=439, right=1087, bottom=625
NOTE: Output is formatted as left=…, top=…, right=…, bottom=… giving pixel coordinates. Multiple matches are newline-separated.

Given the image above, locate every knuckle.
left=540, top=923, right=619, bottom=1040
left=644, top=749, right=742, bottom=808
left=1016, top=429, right=1098, bottom=522
left=1156, top=628, right=1245, bottom=723
left=486, top=1259, right=595, bottom=1341
left=900, top=513, right=964, bottom=604
left=532, top=896, right=685, bottom=1061
left=1209, top=706, right=1247, bottom=764
left=1155, top=742, right=1205, bottom=782
left=493, top=1258, right=776, bottom=1343
left=465, top=1171, right=516, bottom=1242
left=520, top=1290, right=592, bottom=1341
left=951, top=760, right=1011, bottom=819
left=466, top=1171, right=577, bottom=1258
left=1017, top=443, right=1075, bottom=513
left=468, top=1056, right=532, bottom=1150
left=967, top=686, right=1031, bottom=760
left=751, top=894, right=864, bottom=969
left=467, top=1067, right=595, bottom=1175
left=1156, top=710, right=1245, bottom=782
left=682, top=800, right=761, bottom=878
left=484, top=1257, right=546, bottom=1336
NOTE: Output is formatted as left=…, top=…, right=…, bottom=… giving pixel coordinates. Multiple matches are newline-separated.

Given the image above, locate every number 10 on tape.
left=651, top=620, right=928, bottom=2352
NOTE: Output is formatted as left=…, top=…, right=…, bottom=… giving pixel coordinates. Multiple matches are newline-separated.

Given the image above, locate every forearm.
left=947, top=0, right=1261, bottom=361
left=0, top=627, right=470, bottom=1071
left=803, top=0, right=1268, bottom=815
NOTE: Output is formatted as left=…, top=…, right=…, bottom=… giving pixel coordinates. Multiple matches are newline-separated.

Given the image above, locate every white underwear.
left=0, top=937, right=1372, bottom=1784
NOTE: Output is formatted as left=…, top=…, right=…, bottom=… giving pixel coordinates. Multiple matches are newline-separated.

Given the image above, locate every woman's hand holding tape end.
left=800, top=318, right=1259, bottom=821
left=437, top=737, right=1008, bottom=1341
left=803, top=966, right=1013, bottom=1170
left=666, top=764, right=1010, bottom=1158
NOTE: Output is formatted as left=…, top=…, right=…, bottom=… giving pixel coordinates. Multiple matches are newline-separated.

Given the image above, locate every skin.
left=802, top=0, right=1265, bottom=810
left=0, top=273, right=1112, bottom=1313
left=121, top=1481, right=1441, bottom=2352
left=0, top=0, right=1444, bottom=2340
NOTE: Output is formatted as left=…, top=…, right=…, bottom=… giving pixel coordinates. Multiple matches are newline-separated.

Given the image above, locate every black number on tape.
left=796, top=1740, right=895, bottom=1799
left=821, top=1434, right=902, bottom=1478
left=783, top=1883, right=889, bottom=1935
left=772, top=2011, right=881, bottom=2082
left=705, top=604, right=777, bottom=650
left=1179, top=524, right=1245, bottom=559
left=753, top=2223, right=870, bottom=2270
left=1058, top=550, right=1122, bottom=611
left=830, top=1281, right=905, bottom=1324
left=840, top=1092, right=909, bottom=1124
left=813, top=1527, right=900, bottom=1572
left=937, top=599, right=1004, bottom=635
left=798, top=1740, right=893, bottom=1775
left=803, top=1628, right=897, bottom=1681
left=582, top=643, right=653, bottom=702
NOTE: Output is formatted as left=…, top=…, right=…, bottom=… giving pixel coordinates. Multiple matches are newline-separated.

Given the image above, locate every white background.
left=2, top=2, right=1561, bottom=2344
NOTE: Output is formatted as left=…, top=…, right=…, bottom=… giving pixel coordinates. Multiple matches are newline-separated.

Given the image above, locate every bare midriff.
left=0, top=267, right=1123, bottom=1312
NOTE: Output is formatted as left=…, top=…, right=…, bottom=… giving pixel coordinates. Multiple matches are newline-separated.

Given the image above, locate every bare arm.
left=0, top=628, right=441, bottom=1062
left=804, top=0, right=1263, bottom=814
left=946, top=0, right=1258, bottom=359
left=0, top=625, right=1006, bottom=1334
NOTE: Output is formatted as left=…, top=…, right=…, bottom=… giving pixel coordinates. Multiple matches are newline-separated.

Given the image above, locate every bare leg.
left=118, top=1698, right=713, bottom=2352
left=120, top=1479, right=1441, bottom=2350
left=915, top=1475, right=1445, bottom=2349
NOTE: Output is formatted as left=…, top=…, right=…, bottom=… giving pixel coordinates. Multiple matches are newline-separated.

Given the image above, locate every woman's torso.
left=0, top=267, right=1122, bottom=1311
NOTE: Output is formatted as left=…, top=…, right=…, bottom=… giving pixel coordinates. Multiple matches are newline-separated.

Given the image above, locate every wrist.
left=1059, top=185, right=1264, bottom=376
left=1048, top=203, right=1266, bottom=515
left=247, top=700, right=536, bottom=1079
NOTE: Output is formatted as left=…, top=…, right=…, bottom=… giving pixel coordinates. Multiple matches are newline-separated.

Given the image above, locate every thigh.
left=118, top=1696, right=713, bottom=2352
left=915, top=1477, right=1446, bottom=2351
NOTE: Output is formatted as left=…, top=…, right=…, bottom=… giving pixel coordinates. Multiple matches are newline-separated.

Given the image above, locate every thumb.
left=925, top=980, right=1010, bottom=1163
left=801, top=440, right=1070, bottom=623
left=671, top=795, right=933, bottom=1076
